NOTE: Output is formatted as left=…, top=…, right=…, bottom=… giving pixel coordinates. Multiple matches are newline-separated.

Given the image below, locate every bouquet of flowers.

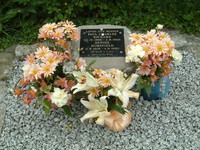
left=126, top=25, right=182, bottom=95
left=14, top=21, right=85, bottom=116
left=72, top=69, right=139, bottom=131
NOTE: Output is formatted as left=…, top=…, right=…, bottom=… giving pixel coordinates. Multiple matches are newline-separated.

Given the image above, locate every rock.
left=15, top=44, right=38, bottom=60
left=0, top=102, right=6, bottom=134
left=0, top=52, right=15, bottom=80
left=0, top=81, right=7, bottom=103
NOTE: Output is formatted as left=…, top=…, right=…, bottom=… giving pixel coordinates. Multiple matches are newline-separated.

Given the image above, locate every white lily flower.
left=80, top=96, right=110, bottom=125
left=72, top=71, right=99, bottom=94
left=108, top=70, right=139, bottom=108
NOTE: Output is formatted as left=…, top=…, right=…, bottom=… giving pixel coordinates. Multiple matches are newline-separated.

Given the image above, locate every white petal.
left=126, top=90, right=140, bottom=99
left=123, top=74, right=138, bottom=91
left=120, top=92, right=130, bottom=108
left=80, top=110, right=99, bottom=123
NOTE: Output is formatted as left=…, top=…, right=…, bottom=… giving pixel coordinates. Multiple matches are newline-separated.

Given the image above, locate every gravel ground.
left=0, top=50, right=199, bottom=150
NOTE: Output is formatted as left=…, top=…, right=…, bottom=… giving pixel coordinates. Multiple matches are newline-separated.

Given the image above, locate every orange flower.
left=86, top=87, right=100, bottom=97
left=14, top=86, right=24, bottom=98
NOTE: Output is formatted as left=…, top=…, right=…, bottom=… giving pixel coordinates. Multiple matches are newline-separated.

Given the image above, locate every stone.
left=0, top=52, right=15, bottom=80
left=15, top=44, right=38, bottom=60
left=72, top=25, right=132, bottom=70
left=0, top=102, right=6, bottom=134
left=0, top=81, right=7, bottom=103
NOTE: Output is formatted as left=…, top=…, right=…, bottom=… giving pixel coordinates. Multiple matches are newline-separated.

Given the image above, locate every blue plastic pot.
left=141, top=77, right=170, bottom=101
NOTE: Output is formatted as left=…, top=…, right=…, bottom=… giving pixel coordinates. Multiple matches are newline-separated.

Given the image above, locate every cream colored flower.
left=50, top=88, right=71, bottom=107
left=80, top=96, right=110, bottom=125
left=108, top=70, right=139, bottom=108
left=72, top=71, right=99, bottom=94
left=156, top=24, right=164, bottom=30
left=22, top=64, right=31, bottom=76
left=172, top=49, right=182, bottom=65
left=126, top=45, right=145, bottom=63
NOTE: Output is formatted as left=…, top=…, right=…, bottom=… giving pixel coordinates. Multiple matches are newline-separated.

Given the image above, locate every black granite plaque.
left=80, top=28, right=125, bottom=57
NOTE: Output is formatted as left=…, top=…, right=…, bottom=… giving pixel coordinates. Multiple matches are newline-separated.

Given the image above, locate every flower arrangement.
left=14, top=21, right=85, bottom=116
left=72, top=69, right=139, bottom=131
left=126, top=25, right=182, bottom=94
left=14, top=20, right=140, bottom=131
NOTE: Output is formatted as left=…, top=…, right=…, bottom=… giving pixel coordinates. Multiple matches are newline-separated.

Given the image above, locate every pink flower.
left=92, top=69, right=106, bottom=76
left=40, top=63, right=56, bottom=77
left=129, top=33, right=143, bottom=44
left=68, top=30, right=80, bottom=41
left=63, top=23, right=76, bottom=33
left=163, top=38, right=175, bottom=51
left=25, top=54, right=35, bottom=64
left=28, top=64, right=41, bottom=80
left=52, top=28, right=65, bottom=40
left=55, top=39, right=69, bottom=49
left=98, top=74, right=111, bottom=87
left=35, top=46, right=51, bottom=60
left=86, top=87, right=100, bottom=97
left=137, top=66, right=151, bottom=76
left=152, top=40, right=168, bottom=55
left=74, top=58, right=86, bottom=70
left=54, top=76, right=68, bottom=89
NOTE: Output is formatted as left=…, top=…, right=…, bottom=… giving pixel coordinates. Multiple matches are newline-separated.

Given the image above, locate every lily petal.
left=123, top=74, right=138, bottom=91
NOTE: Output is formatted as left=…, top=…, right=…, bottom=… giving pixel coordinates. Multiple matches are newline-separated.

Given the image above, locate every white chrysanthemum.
left=50, top=88, right=71, bottom=107
left=172, top=49, right=183, bottom=65
left=126, top=45, right=145, bottom=63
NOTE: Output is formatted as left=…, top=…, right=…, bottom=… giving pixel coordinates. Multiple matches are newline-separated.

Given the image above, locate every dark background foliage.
left=0, top=0, right=200, bottom=50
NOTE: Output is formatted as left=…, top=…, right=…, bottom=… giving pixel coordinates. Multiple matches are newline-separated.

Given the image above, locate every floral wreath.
left=14, top=21, right=182, bottom=132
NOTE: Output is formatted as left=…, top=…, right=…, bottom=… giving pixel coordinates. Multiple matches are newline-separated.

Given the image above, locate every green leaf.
left=86, top=59, right=96, bottom=70
left=38, top=99, right=51, bottom=115
left=62, top=105, right=72, bottom=117
left=107, top=97, right=126, bottom=114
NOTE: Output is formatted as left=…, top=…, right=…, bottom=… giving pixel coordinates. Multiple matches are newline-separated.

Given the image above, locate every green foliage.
left=38, top=99, right=51, bottom=115
left=137, top=76, right=151, bottom=96
left=107, top=96, right=126, bottom=114
left=0, top=0, right=200, bottom=50
left=62, top=105, right=72, bottom=117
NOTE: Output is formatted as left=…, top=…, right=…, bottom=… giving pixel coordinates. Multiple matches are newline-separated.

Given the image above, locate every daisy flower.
left=35, top=46, right=51, bottom=60
left=63, top=23, right=76, bottom=33
left=40, top=63, right=56, bottom=77
left=67, top=30, right=80, bottom=41
left=163, top=38, right=175, bottom=51
left=56, top=39, right=69, bottom=48
left=129, top=33, right=143, bottom=43
left=86, top=87, right=100, bottom=97
left=158, top=31, right=169, bottom=39
left=92, top=69, right=106, bottom=76
left=25, top=54, right=35, bottom=64
left=52, top=28, right=65, bottom=40
left=152, top=40, right=168, bottom=55
left=28, top=64, right=41, bottom=80
left=98, top=74, right=112, bottom=87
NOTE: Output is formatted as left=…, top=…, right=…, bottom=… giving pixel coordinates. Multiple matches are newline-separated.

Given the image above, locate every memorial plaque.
left=72, top=25, right=132, bottom=70
left=80, top=29, right=125, bottom=57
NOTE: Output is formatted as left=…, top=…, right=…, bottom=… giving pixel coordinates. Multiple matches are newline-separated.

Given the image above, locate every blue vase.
left=141, top=77, right=170, bottom=101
